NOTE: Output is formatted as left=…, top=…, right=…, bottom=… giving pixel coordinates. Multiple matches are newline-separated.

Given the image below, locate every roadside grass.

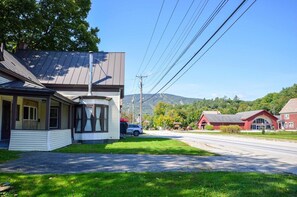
left=191, top=131, right=297, bottom=141
left=55, top=137, right=215, bottom=156
left=0, top=172, right=296, bottom=196
left=0, top=150, right=20, bottom=164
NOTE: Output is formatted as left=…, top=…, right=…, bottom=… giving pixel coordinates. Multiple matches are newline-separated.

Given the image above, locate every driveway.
left=0, top=131, right=296, bottom=174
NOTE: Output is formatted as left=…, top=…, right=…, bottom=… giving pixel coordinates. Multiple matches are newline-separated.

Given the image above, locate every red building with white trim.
left=198, top=110, right=278, bottom=130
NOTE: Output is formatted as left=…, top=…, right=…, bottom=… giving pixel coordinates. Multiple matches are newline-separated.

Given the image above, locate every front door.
left=1, top=100, right=11, bottom=140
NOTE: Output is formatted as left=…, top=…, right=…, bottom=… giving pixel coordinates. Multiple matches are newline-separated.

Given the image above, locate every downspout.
left=88, top=51, right=93, bottom=96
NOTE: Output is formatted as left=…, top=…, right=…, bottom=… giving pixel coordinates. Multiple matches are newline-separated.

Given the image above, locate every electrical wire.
left=136, top=0, right=165, bottom=76
left=147, top=0, right=228, bottom=93
left=144, top=0, right=248, bottom=102
left=162, top=0, right=257, bottom=93
left=140, top=0, right=180, bottom=75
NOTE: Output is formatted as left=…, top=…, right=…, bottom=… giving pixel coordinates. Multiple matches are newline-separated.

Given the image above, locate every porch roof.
left=0, top=80, right=54, bottom=95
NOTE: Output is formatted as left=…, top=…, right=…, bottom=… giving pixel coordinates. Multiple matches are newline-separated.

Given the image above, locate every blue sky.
left=88, top=0, right=297, bottom=101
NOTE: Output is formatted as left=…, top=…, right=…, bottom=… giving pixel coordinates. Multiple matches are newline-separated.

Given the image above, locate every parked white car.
left=127, top=124, right=143, bottom=136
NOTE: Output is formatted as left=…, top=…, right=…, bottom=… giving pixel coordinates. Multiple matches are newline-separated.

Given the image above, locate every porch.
left=0, top=92, right=74, bottom=151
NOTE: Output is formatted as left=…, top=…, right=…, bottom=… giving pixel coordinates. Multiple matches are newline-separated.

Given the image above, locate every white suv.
left=127, top=124, right=143, bottom=136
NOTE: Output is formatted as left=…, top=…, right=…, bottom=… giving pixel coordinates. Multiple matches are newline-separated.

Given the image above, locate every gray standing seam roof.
left=204, top=114, right=244, bottom=123
left=236, top=110, right=263, bottom=120
left=15, top=50, right=125, bottom=86
left=0, top=50, right=42, bottom=86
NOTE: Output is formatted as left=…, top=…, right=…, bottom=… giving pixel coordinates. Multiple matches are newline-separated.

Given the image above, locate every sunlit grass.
left=55, top=137, right=215, bottom=156
left=0, top=150, right=20, bottom=163
left=0, top=172, right=296, bottom=196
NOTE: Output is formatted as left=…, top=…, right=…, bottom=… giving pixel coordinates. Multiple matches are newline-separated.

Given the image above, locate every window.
left=289, top=122, right=294, bottom=129
left=284, top=114, right=290, bottom=120
left=76, top=107, right=82, bottom=132
left=251, top=118, right=271, bottom=130
left=16, top=105, right=20, bottom=121
left=23, top=106, right=37, bottom=120
left=75, top=104, right=108, bottom=133
left=50, top=107, right=59, bottom=129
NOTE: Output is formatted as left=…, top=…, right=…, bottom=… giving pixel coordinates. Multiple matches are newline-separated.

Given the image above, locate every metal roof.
left=204, top=114, right=244, bottom=123
left=15, top=50, right=125, bottom=87
left=0, top=80, right=54, bottom=94
left=203, top=110, right=273, bottom=123
left=279, top=98, right=297, bottom=113
left=0, top=50, right=42, bottom=86
left=236, top=110, right=263, bottom=120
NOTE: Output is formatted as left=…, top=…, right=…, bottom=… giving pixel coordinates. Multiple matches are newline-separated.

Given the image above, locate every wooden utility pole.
left=136, top=75, right=147, bottom=127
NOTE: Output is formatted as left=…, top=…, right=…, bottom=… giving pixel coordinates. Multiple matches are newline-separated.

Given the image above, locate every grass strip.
left=55, top=137, right=215, bottom=156
left=0, top=172, right=296, bottom=196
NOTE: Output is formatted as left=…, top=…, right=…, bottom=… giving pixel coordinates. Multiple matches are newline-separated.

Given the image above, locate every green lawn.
left=55, top=137, right=215, bottom=156
left=0, top=172, right=296, bottom=196
left=0, top=150, right=20, bottom=164
left=193, top=131, right=297, bottom=141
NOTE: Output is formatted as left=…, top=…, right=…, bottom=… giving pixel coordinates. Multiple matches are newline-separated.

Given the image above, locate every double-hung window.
left=50, top=107, right=59, bottom=129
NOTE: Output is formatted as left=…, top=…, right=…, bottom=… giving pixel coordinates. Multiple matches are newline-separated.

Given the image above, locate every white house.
left=0, top=48, right=125, bottom=151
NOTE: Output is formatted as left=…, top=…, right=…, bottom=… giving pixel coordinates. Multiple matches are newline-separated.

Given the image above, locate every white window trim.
left=23, top=105, right=37, bottom=121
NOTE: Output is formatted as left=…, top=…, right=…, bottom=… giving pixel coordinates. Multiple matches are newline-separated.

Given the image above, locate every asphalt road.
left=1, top=131, right=296, bottom=174
left=145, top=130, right=297, bottom=173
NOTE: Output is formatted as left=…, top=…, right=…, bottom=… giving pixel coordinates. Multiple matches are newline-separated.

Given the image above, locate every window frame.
left=23, top=105, right=37, bottom=121
left=75, top=104, right=109, bottom=133
left=49, top=107, right=59, bottom=129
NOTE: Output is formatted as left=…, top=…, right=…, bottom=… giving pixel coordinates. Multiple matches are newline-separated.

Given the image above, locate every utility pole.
left=136, top=75, right=147, bottom=127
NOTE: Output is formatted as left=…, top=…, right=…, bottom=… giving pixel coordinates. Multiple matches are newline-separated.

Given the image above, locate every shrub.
left=220, top=125, right=241, bottom=133
left=205, top=124, right=214, bottom=130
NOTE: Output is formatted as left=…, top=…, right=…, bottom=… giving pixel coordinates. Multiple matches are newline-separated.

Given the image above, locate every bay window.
left=75, top=104, right=108, bottom=133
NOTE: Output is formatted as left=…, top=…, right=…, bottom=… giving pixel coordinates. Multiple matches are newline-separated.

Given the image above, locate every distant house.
left=0, top=48, right=125, bottom=151
left=279, top=98, right=297, bottom=130
left=198, top=110, right=278, bottom=130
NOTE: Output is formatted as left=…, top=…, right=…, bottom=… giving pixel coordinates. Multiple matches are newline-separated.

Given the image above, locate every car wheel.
left=133, top=130, right=140, bottom=136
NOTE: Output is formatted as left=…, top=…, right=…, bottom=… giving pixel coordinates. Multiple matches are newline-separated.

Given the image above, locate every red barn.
left=198, top=110, right=278, bottom=130
left=279, top=98, right=297, bottom=130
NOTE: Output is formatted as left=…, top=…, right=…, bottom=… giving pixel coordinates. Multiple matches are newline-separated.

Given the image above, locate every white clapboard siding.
left=48, top=129, right=72, bottom=151
left=9, top=129, right=72, bottom=151
left=9, top=130, right=48, bottom=151
left=0, top=76, right=11, bottom=84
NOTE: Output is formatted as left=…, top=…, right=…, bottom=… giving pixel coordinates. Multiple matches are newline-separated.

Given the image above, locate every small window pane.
left=24, top=107, right=29, bottom=119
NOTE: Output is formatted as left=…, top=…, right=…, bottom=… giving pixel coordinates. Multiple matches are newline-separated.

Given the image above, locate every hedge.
left=205, top=124, right=214, bottom=130
left=220, top=125, right=241, bottom=133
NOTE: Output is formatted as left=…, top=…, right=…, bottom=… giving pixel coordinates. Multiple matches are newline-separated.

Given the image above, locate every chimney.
left=88, top=51, right=93, bottom=96
left=0, top=43, right=4, bottom=61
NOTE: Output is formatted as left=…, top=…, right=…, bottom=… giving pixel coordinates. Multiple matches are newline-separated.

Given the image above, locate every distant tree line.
left=122, top=84, right=297, bottom=129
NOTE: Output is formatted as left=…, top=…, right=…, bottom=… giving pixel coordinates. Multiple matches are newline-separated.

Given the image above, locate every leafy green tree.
left=0, top=0, right=100, bottom=52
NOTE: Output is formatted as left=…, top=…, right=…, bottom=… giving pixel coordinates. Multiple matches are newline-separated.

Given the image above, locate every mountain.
left=122, top=93, right=201, bottom=115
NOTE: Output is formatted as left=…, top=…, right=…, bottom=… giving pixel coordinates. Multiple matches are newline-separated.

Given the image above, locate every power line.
left=145, top=0, right=195, bottom=75
left=146, top=0, right=208, bottom=87
left=147, top=0, right=228, bottom=93
left=136, top=0, right=165, bottom=75
left=144, top=0, right=249, bottom=103
left=162, top=0, right=257, bottom=93
left=141, top=0, right=180, bottom=75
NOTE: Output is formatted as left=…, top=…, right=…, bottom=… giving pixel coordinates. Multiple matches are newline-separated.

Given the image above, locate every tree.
left=0, top=0, right=100, bottom=52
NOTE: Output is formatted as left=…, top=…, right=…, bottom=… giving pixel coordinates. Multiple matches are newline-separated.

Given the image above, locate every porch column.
left=11, top=95, right=17, bottom=129
left=45, top=96, right=51, bottom=130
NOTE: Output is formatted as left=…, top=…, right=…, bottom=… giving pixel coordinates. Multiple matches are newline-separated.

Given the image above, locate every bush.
left=220, top=125, right=241, bottom=133
left=205, top=124, right=214, bottom=130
